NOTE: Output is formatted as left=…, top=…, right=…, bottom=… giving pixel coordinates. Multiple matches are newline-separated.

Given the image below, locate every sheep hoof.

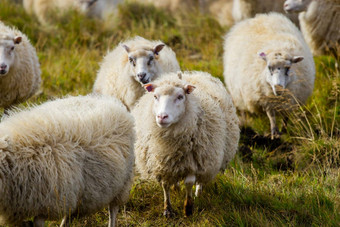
left=163, top=208, right=174, bottom=218
left=271, top=127, right=281, bottom=140
left=184, top=198, right=194, bottom=217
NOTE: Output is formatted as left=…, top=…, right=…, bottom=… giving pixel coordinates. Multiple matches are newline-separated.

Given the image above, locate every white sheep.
left=284, top=0, right=340, bottom=55
left=132, top=71, right=240, bottom=217
left=232, top=0, right=300, bottom=27
left=0, top=21, right=41, bottom=113
left=23, top=0, right=122, bottom=24
left=93, top=36, right=180, bottom=111
left=0, top=95, right=135, bottom=227
left=223, top=12, right=315, bottom=139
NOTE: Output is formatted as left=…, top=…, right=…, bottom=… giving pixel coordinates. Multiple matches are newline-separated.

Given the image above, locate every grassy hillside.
left=0, top=0, right=339, bottom=226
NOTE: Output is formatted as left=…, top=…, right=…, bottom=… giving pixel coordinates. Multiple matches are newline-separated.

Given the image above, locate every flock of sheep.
left=0, top=0, right=339, bottom=226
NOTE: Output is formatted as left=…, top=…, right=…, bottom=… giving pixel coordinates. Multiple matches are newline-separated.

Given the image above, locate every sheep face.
left=0, top=36, right=21, bottom=76
left=284, top=0, right=311, bottom=13
left=259, top=52, right=304, bottom=96
left=123, top=44, right=165, bottom=85
left=144, top=83, right=195, bottom=128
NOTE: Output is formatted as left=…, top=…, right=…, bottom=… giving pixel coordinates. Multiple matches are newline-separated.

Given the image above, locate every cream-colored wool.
left=232, top=0, right=299, bottom=27
left=284, top=0, right=340, bottom=55
left=0, top=21, right=41, bottom=110
left=133, top=71, right=239, bottom=185
left=0, top=95, right=135, bottom=226
left=23, top=0, right=121, bottom=24
left=93, top=36, right=180, bottom=111
left=224, top=13, right=315, bottom=137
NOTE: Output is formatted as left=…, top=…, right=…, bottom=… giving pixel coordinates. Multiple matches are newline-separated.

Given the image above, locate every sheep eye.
left=177, top=95, right=184, bottom=100
left=129, top=57, right=135, bottom=67
left=10, top=46, right=14, bottom=51
left=154, top=95, right=158, bottom=100
left=147, top=56, right=154, bottom=66
left=285, top=67, right=290, bottom=75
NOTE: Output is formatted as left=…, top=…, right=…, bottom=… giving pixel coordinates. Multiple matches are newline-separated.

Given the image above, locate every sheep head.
left=123, top=43, right=165, bottom=85
left=144, top=83, right=195, bottom=128
left=284, top=0, right=312, bottom=13
left=0, top=35, right=22, bottom=76
left=259, top=51, right=304, bottom=96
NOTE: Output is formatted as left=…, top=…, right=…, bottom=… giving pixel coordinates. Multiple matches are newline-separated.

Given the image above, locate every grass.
left=0, top=0, right=339, bottom=226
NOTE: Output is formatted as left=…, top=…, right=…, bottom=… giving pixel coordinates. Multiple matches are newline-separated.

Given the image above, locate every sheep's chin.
left=156, top=122, right=171, bottom=128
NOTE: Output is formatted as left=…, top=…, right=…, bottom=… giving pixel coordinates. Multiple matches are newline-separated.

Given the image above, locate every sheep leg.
left=184, top=175, right=196, bottom=217
left=195, top=183, right=202, bottom=197
left=33, top=216, right=45, bottom=227
left=162, top=181, right=174, bottom=218
left=108, top=203, right=119, bottom=227
left=60, top=215, right=71, bottom=227
left=266, top=109, right=279, bottom=139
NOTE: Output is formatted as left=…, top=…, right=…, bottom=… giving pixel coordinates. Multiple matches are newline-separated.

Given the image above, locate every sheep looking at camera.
left=0, top=21, right=41, bottom=113
left=0, top=95, right=135, bottom=227
left=132, top=71, right=239, bottom=217
left=284, top=0, right=340, bottom=55
left=223, top=13, right=315, bottom=139
left=93, top=36, right=180, bottom=111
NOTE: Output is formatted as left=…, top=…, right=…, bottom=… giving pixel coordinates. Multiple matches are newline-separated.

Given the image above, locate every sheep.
left=0, top=95, right=135, bottom=227
left=284, top=0, right=340, bottom=55
left=132, top=71, right=240, bottom=217
left=0, top=21, right=41, bottom=113
left=223, top=12, right=315, bottom=139
left=205, top=0, right=234, bottom=27
left=93, top=36, right=180, bottom=111
left=232, top=0, right=300, bottom=27
left=23, top=0, right=122, bottom=24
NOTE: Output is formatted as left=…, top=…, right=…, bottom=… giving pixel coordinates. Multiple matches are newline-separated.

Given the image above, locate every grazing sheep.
left=0, top=95, right=135, bottom=227
left=23, top=0, right=121, bottom=24
left=132, top=71, right=239, bottom=217
left=206, top=0, right=234, bottom=27
left=284, top=0, right=340, bottom=55
left=223, top=13, right=315, bottom=139
left=93, top=36, right=180, bottom=111
left=232, top=0, right=300, bottom=27
left=0, top=21, right=41, bottom=113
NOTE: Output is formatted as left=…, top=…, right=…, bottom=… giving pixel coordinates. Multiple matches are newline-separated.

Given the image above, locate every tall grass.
left=0, top=0, right=339, bottom=226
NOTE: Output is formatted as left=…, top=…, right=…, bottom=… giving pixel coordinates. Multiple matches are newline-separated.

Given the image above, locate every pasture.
left=0, top=0, right=339, bottom=226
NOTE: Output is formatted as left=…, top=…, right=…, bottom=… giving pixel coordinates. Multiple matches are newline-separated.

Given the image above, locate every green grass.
left=0, top=0, right=339, bottom=226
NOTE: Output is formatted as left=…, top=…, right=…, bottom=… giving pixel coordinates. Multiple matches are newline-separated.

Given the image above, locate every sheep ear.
left=185, top=85, right=196, bottom=94
left=0, top=136, right=9, bottom=149
left=259, top=52, right=267, bottom=61
left=144, top=83, right=156, bottom=92
left=292, top=56, right=304, bottom=63
left=14, top=36, right=22, bottom=45
left=153, top=44, right=165, bottom=55
left=122, top=44, right=130, bottom=53
left=177, top=71, right=182, bottom=80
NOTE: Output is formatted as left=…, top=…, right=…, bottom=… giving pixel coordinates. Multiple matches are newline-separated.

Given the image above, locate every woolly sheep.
left=0, top=21, right=41, bottom=113
left=232, top=0, right=300, bottom=27
left=23, top=0, right=122, bottom=24
left=132, top=71, right=240, bottom=217
left=0, top=95, right=135, bottom=227
left=93, top=36, right=180, bottom=111
left=284, top=0, right=340, bottom=55
left=223, top=13, right=315, bottom=139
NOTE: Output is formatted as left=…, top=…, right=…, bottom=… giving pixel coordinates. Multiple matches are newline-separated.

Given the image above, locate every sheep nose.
left=137, top=72, right=146, bottom=80
left=0, top=64, right=7, bottom=70
left=157, top=113, right=168, bottom=121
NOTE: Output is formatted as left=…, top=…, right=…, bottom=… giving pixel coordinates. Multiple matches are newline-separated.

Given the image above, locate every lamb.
left=223, top=13, right=315, bottom=139
left=132, top=71, right=240, bottom=217
left=23, top=0, right=122, bottom=24
left=0, top=21, right=41, bottom=113
left=284, top=0, right=340, bottom=55
left=93, top=36, right=180, bottom=111
left=232, top=0, right=300, bottom=27
left=0, top=95, right=135, bottom=227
